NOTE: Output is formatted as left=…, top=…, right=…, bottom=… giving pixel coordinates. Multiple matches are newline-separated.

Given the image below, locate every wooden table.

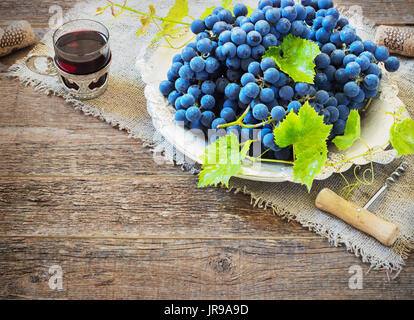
left=1, top=0, right=413, bottom=300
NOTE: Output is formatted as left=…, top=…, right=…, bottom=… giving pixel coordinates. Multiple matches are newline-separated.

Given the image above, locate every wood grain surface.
left=0, top=0, right=413, bottom=300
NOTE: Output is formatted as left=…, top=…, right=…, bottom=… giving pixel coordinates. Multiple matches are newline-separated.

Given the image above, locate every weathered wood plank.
left=0, top=79, right=183, bottom=176
left=0, top=177, right=312, bottom=238
left=1, top=0, right=413, bottom=26
left=0, top=238, right=413, bottom=300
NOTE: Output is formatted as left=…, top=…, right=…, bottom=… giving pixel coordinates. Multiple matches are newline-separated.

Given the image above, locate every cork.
left=0, top=21, right=36, bottom=57
left=376, top=25, right=414, bottom=58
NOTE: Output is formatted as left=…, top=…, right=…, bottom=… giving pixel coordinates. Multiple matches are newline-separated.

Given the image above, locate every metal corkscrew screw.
left=364, top=162, right=409, bottom=210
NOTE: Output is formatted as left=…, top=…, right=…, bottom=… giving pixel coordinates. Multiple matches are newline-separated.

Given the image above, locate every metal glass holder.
left=25, top=53, right=111, bottom=100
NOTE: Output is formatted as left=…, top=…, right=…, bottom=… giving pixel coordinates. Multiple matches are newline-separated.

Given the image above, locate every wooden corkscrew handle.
left=315, top=188, right=399, bottom=246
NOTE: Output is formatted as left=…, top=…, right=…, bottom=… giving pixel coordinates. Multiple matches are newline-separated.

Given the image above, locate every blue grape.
left=189, top=56, right=205, bottom=72
left=259, top=0, right=274, bottom=9
left=326, top=96, right=338, bottom=107
left=288, top=101, right=302, bottom=113
left=385, top=57, right=400, bottom=72
left=201, top=80, right=216, bottom=95
left=220, top=107, right=236, bottom=122
left=271, top=106, right=286, bottom=121
left=204, top=15, right=220, bottom=30
left=241, top=73, right=256, bottom=86
left=345, top=61, right=361, bottom=78
left=258, top=128, right=272, bottom=142
left=343, top=54, right=357, bottom=66
left=324, top=65, right=336, bottom=81
left=340, top=29, right=356, bottom=44
left=260, top=88, right=275, bottom=103
left=318, top=0, right=333, bottom=9
left=374, top=46, right=389, bottom=62
left=363, top=40, right=377, bottom=53
left=315, top=90, right=329, bottom=104
left=330, top=49, right=345, bottom=66
left=226, top=69, right=242, bottom=82
left=211, top=118, right=227, bottom=129
left=179, top=65, right=194, bottom=80
left=225, top=83, right=241, bottom=99
left=344, top=81, right=360, bottom=97
left=333, top=119, right=346, bottom=135
left=172, top=54, right=183, bottom=63
left=266, top=8, right=282, bottom=23
left=350, top=40, right=364, bottom=55
left=222, top=42, right=237, bottom=58
left=250, top=9, right=266, bottom=24
left=241, top=58, right=255, bottom=71
left=276, top=18, right=291, bottom=34
left=239, top=89, right=253, bottom=104
left=175, top=109, right=188, bottom=124
left=291, top=21, right=305, bottom=37
left=168, top=90, right=181, bottom=105
left=315, top=53, right=331, bottom=69
left=305, top=6, right=316, bottom=21
left=322, top=15, right=337, bottom=31
left=159, top=80, right=173, bottom=96
left=201, top=95, right=216, bottom=109
left=315, top=28, right=330, bottom=43
left=282, top=6, right=297, bottom=22
left=360, top=51, right=375, bottom=63
left=326, top=106, right=339, bottom=123
left=218, top=9, right=235, bottom=24
left=223, top=99, right=238, bottom=111
left=237, top=44, right=251, bottom=59
left=321, top=43, right=336, bottom=55
left=188, top=85, right=201, bottom=99
left=212, top=21, right=228, bottom=35
left=355, top=56, right=370, bottom=71
left=191, top=19, right=206, bottom=34
left=247, top=31, right=263, bottom=47
left=181, top=94, right=195, bottom=108
left=335, top=93, right=350, bottom=106
left=205, top=57, right=220, bottom=73
left=175, top=78, right=190, bottom=93
left=244, top=82, right=261, bottom=98
left=226, top=57, right=241, bottom=69
left=255, top=20, right=271, bottom=36
left=262, top=34, right=279, bottom=48
left=295, top=83, right=309, bottom=96
left=364, top=74, right=379, bottom=90
left=231, top=28, right=247, bottom=45
left=352, top=89, right=366, bottom=103
left=295, top=4, right=307, bottom=20
left=279, top=86, right=294, bottom=100
left=336, top=17, right=348, bottom=28
left=181, top=47, right=197, bottom=62
left=233, top=3, right=248, bottom=17
left=218, top=30, right=232, bottom=44
left=241, top=22, right=255, bottom=33
left=195, top=71, right=209, bottom=81
left=264, top=68, right=280, bottom=84
left=252, top=45, right=266, bottom=59
left=337, top=105, right=350, bottom=120
left=248, top=61, right=261, bottom=77
left=186, top=107, right=201, bottom=122
left=253, top=104, right=269, bottom=121
left=263, top=133, right=279, bottom=151
left=196, top=32, right=209, bottom=41
left=216, top=77, right=229, bottom=93
left=366, top=63, right=381, bottom=76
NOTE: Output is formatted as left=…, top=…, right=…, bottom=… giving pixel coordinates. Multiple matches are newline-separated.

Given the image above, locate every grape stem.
left=99, top=3, right=192, bottom=26
left=246, top=156, right=294, bottom=165
left=217, top=106, right=276, bottom=129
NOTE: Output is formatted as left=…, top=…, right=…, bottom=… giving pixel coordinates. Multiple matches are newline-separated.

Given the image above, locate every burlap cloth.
left=7, top=0, right=414, bottom=275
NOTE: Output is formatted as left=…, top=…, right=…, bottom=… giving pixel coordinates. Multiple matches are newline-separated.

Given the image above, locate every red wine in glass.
left=54, top=30, right=110, bottom=75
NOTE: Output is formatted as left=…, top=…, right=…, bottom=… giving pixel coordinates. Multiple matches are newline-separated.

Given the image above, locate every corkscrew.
left=316, top=162, right=409, bottom=246
left=364, top=162, right=409, bottom=210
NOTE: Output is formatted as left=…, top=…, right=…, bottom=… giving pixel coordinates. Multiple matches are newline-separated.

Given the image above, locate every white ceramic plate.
left=139, top=40, right=410, bottom=183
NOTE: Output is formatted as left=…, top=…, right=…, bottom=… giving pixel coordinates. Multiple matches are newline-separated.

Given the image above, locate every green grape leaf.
left=221, top=0, right=233, bottom=10
left=198, top=134, right=253, bottom=188
left=263, top=34, right=321, bottom=84
left=153, top=0, right=189, bottom=41
left=200, top=7, right=215, bottom=19
left=390, top=118, right=414, bottom=156
left=332, top=110, right=361, bottom=151
left=274, top=101, right=332, bottom=191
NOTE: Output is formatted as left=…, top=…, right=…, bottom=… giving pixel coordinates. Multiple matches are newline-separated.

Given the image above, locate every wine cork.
left=376, top=25, right=414, bottom=57
left=0, top=21, right=35, bottom=57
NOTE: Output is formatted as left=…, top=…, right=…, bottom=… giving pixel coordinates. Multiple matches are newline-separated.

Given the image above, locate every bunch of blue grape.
left=159, top=0, right=401, bottom=162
